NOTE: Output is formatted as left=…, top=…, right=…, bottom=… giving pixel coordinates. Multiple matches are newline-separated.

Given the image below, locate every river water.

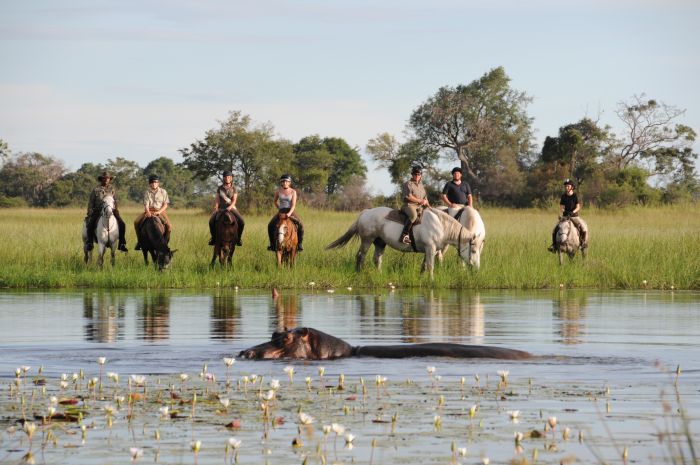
left=1, top=289, right=699, bottom=464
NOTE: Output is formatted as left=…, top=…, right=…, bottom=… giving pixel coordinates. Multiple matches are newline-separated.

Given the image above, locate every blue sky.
left=1, top=0, right=698, bottom=195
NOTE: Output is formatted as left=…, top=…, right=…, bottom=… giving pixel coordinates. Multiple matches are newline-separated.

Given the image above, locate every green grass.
left=0, top=205, right=698, bottom=289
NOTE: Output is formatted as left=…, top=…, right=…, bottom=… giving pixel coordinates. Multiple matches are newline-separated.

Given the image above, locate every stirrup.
left=297, top=244, right=303, bottom=251
left=118, top=244, right=129, bottom=252
left=208, top=238, right=215, bottom=246
left=401, top=234, right=411, bottom=245
left=135, top=243, right=142, bottom=251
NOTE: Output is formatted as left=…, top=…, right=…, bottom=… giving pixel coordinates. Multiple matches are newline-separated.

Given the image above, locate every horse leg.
left=558, top=250, right=564, bottom=266
left=110, top=245, right=116, bottom=266
left=97, top=243, right=106, bottom=268
left=227, top=246, right=234, bottom=267
left=372, top=241, right=386, bottom=270
left=290, top=249, right=296, bottom=267
left=276, top=250, right=283, bottom=268
left=210, top=245, right=218, bottom=268
left=355, top=239, right=372, bottom=271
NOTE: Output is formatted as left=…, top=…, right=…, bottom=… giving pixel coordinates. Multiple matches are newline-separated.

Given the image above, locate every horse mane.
left=430, top=208, right=464, bottom=240
left=143, top=217, right=170, bottom=252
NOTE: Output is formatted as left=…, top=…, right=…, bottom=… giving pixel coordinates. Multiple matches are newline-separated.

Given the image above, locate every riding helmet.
left=280, top=174, right=292, bottom=182
left=148, top=174, right=160, bottom=183
left=411, top=165, right=423, bottom=175
left=451, top=167, right=462, bottom=174
left=563, top=178, right=575, bottom=188
left=97, top=171, right=113, bottom=181
left=222, top=170, right=233, bottom=177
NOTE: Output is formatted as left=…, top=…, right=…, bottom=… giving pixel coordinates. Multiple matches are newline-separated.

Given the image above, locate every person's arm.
left=144, top=191, right=152, bottom=217
left=213, top=188, right=220, bottom=213
left=441, top=193, right=453, bottom=208
left=573, top=202, right=581, bottom=215
left=467, top=194, right=473, bottom=208
left=287, top=190, right=298, bottom=216
left=87, top=191, right=95, bottom=215
left=156, top=190, right=169, bottom=215
left=227, top=192, right=238, bottom=211
left=272, top=189, right=280, bottom=210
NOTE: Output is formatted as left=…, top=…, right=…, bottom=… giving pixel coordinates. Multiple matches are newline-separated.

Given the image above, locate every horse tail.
left=325, top=220, right=359, bottom=249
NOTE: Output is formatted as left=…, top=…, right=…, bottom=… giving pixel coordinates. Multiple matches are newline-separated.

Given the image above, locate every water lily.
left=458, top=447, right=467, bottom=456
left=426, top=366, right=436, bottom=375
left=23, top=421, right=37, bottom=439
left=508, top=410, right=520, bottom=422
left=130, top=375, right=146, bottom=386
left=299, top=412, right=315, bottom=425
left=190, top=440, right=201, bottom=453
left=159, top=406, right=169, bottom=418
left=269, top=379, right=280, bottom=390
left=129, top=447, right=143, bottom=462
left=219, top=398, right=230, bottom=409
left=497, top=370, right=509, bottom=383
left=283, top=366, right=294, bottom=383
left=223, top=357, right=235, bottom=368
left=323, top=424, right=332, bottom=436
left=469, top=404, right=478, bottom=419
left=179, top=373, right=189, bottom=382
left=514, top=431, right=524, bottom=444
left=318, top=366, right=325, bottom=377
left=345, top=433, right=355, bottom=444
left=97, top=357, right=106, bottom=365
left=227, top=437, right=241, bottom=449
left=482, top=457, right=490, bottom=465
left=331, top=423, right=345, bottom=435
left=107, top=372, right=119, bottom=383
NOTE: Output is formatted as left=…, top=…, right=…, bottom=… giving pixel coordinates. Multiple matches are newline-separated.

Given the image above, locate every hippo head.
left=238, top=327, right=354, bottom=360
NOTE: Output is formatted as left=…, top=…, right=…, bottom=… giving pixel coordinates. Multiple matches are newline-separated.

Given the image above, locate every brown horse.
left=137, top=216, right=175, bottom=271
left=210, top=211, right=239, bottom=267
left=276, top=216, right=298, bottom=267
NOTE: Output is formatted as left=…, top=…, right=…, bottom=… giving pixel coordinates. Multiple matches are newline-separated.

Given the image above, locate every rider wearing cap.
left=399, top=166, right=429, bottom=245
left=208, top=170, right=244, bottom=246
left=134, top=174, right=172, bottom=250
left=548, top=178, right=588, bottom=252
left=267, top=174, right=304, bottom=252
left=441, top=166, right=473, bottom=209
left=85, top=171, right=128, bottom=252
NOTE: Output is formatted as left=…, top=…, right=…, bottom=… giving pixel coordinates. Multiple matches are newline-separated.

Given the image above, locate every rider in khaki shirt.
left=134, top=174, right=171, bottom=249
left=399, top=166, right=430, bottom=244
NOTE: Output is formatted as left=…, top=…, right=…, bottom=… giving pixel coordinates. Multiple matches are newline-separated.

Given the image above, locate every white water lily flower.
left=190, top=440, right=201, bottom=452
left=49, top=396, right=58, bottom=405
left=219, top=398, right=230, bottom=408
left=227, top=437, right=241, bottom=449
left=130, top=375, right=146, bottom=386
left=179, top=373, right=189, bottom=382
left=107, top=372, right=119, bottom=383
left=508, top=410, right=520, bottom=421
left=159, top=406, right=169, bottom=418
left=458, top=447, right=467, bottom=456
left=223, top=357, right=235, bottom=367
left=299, top=412, right=315, bottom=425
left=426, top=366, right=436, bottom=375
left=331, top=423, right=345, bottom=435
left=269, top=379, right=280, bottom=390
left=97, top=357, right=106, bottom=365
left=497, top=370, right=509, bottom=382
left=129, top=447, right=143, bottom=461
left=345, top=433, right=355, bottom=444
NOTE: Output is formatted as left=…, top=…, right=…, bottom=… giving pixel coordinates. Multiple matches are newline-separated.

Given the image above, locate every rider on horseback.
left=134, top=174, right=172, bottom=250
left=267, top=174, right=304, bottom=252
left=208, top=170, right=244, bottom=246
left=85, top=171, right=128, bottom=252
left=548, top=178, right=588, bottom=252
left=441, top=167, right=473, bottom=209
left=400, top=166, right=430, bottom=245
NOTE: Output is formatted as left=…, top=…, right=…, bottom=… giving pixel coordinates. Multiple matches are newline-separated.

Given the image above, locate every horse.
left=325, top=207, right=475, bottom=279
left=276, top=216, right=298, bottom=267
left=553, top=216, right=587, bottom=265
left=82, top=195, right=119, bottom=267
left=437, top=206, right=486, bottom=269
left=136, top=216, right=175, bottom=271
left=210, top=211, right=239, bottom=267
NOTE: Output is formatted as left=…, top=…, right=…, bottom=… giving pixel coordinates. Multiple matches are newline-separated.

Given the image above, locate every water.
left=1, top=289, right=699, bottom=464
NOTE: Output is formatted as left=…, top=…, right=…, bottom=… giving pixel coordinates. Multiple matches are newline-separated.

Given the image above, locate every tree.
left=0, top=152, right=65, bottom=206
left=322, top=137, right=366, bottom=195
left=144, top=157, right=210, bottom=207
left=366, top=133, right=439, bottom=188
left=180, top=111, right=292, bottom=208
left=409, top=67, right=534, bottom=195
left=610, top=95, right=697, bottom=174
left=0, top=139, right=10, bottom=166
left=104, top=157, right=144, bottom=203
left=293, top=135, right=367, bottom=195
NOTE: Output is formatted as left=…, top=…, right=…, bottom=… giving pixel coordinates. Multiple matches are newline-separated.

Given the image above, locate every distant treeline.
left=1, top=67, right=698, bottom=210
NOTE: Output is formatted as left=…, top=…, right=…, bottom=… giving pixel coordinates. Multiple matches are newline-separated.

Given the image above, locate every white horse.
left=553, top=216, right=587, bottom=265
left=437, top=206, right=486, bottom=269
left=326, top=207, right=475, bottom=279
left=82, top=195, right=119, bottom=267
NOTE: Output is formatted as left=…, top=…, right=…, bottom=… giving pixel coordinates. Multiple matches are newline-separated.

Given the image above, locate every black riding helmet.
left=563, top=178, right=576, bottom=189
left=148, top=174, right=160, bottom=183
left=280, top=174, right=292, bottom=182
left=223, top=170, right=233, bottom=177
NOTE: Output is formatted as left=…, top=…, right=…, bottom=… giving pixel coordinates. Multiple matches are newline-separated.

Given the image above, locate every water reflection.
left=273, top=293, right=299, bottom=332
left=211, top=291, right=241, bottom=340
left=399, top=291, right=485, bottom=343
left=83, top=291, right=125, bottom=342
left=137, top=292, right=170, bottom=341
left=553, top=292, right=588, bottom=345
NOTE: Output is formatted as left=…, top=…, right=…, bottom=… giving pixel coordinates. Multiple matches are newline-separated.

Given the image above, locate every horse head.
left=156, top=248, right=176, bottom=271
left=101, top=195, right=115, bottom=219
left=457, top=228, right=478, bottom=268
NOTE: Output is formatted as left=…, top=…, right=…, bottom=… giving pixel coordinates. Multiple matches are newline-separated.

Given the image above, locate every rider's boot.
left=118, top=243, right=129, bottom=252
left=580, top=230, right=588, bottom=249
left=296, top=221, right=303, bottom=251
left=400, top=219, right=412, bottom=244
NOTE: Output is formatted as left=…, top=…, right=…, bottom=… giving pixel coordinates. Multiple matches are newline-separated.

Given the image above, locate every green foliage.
left=0, top=152, right=65, bottom=206
left=409, top=67, right=534, bottom=200
left=293, top=135, right=367, bottom=196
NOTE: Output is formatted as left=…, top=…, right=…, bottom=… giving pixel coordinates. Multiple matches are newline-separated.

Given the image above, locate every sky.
left=1, top=0, right=699, bottom=195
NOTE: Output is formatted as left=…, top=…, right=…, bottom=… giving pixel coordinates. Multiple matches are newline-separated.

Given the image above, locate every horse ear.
left=170, top=249, right=178, bottom=255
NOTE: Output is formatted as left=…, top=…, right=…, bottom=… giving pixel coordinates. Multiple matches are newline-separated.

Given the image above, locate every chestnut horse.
left=210, top=211, right=239, bottom=267
left=276, top=216, right=298, bottom=267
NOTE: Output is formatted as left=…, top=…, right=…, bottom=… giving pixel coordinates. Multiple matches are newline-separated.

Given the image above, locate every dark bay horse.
left=210, top=211, right=239, bottom=267
left=137, top=216, right=175, bottom=271
left=276, top=216, right=298, bottom=267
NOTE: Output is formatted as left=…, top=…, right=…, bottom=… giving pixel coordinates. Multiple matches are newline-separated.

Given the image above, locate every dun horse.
left=553, top=216, right=587, bottom=265
left=82, top=195, right=119, bottom=267
left=136, top=216, right=175, bottom=271
left=326, top=207, right=474, bottom=279
left=437, top=205, right=485, bottom=269
left=210, top=211, right=239, bottom=267
left=275, top=216, right=298, bottom=267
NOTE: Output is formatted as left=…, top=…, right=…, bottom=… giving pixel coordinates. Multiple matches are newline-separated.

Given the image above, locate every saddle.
left=385, top=209, right=423, bottom=225
left=215, top=210, right=236, bottom=225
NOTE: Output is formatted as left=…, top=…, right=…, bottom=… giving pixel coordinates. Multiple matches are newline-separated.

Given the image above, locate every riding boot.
left=164, top=229, right=171, bottom=244
left=547, top=226, right=558, bottom=253
left=86, top=215, right=99, bottom=251
left=295, top=220, right=304, bottom=251
left=234, top=212, right=244, bottom=246
left=400, top=219, right=412, bottom=244
left=580, top=229, right=588, bottom=249
left=267, top=218, right=276, bottom=251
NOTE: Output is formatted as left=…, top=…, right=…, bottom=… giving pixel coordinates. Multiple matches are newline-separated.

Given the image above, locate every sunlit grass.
left=0, top=205, right=698, bottom=289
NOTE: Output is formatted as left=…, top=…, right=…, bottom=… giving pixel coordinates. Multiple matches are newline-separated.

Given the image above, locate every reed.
left=0, top=205, right=698, bottom=289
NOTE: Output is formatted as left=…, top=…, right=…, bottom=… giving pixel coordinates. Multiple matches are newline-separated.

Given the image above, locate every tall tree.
left=366, top=133, right=439, bottom=188
left=610, top=95, right=697, bottom=174
left=104, top=157, right=144, bottom=203
left=0, top=152, right=65, bottom=206
left=323, top=137, right=366, bottom=195
left=409, top=67, right=534, bottom=193
left=0, top=139, right=10, bottom=166
left=293, top=135, right=367, bottom=195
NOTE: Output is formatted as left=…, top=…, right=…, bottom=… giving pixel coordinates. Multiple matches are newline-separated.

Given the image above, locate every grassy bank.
left=0, top=206, right=698, bottom=289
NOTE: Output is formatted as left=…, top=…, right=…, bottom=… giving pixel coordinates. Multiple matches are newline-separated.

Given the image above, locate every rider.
left=208, top=170, right=244, bottom=246
left=548, top=178, right=588, bottom=252
left=441, top=166, right=473, bottom=209
left=85, top=171, right=128, bottom=252
left=134, top=174, right=172, bottom=250
left=267, top=174, right=304, bottom=252
left=400, top=165, right=430, bottom=245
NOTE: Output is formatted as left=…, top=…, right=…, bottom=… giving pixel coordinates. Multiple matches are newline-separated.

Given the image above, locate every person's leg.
left=114, top=210, right=128, bottom=252
left=267, top=216, right=277, bottom=251
left=291, top=215, right=303, bottom=251
left=160, top=212, right=172, bottom=243
left=572, top=217, right=588, bottom=248
left=208, top=213, right=217, bottom=245
left=548, top=225, right=559, bottom=252
left=400, top=206, right=417, bottom=243
left=233, top=211, right=244, bottom=246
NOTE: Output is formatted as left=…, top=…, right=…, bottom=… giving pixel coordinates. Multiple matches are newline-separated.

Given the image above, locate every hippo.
left=238, top=327, right=532, bottom=360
